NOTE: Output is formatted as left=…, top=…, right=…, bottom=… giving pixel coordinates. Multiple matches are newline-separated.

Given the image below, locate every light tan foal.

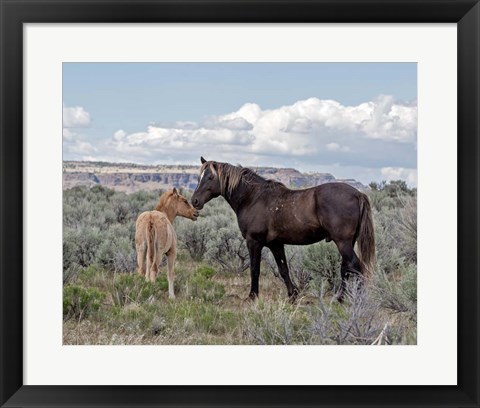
left=135, top=188, right=198, bottom=298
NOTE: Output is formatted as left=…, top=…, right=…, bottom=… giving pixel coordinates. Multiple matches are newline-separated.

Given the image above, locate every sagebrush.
left=63, top=181, right=417, bottom=345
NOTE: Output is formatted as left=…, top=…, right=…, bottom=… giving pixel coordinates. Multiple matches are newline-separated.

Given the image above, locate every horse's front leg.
left=247, top=239, right=263, bottom=300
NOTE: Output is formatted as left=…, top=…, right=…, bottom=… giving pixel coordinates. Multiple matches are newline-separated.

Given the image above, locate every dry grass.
left=63, top=183, right=417, bottom=346
left=63, top=251, right=416, bottom=345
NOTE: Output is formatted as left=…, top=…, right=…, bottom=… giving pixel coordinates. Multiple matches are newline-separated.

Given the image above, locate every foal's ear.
left=172, top=187, right=178, bottom=195
left=200, top=156, right=206, bottom=164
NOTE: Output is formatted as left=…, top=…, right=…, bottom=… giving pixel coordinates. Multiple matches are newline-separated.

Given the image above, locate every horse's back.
left=314, top=181, right=361, bottom=196
left=261, top=182, right=363, bottom=244
left=314, top=182, right=364, bottom=213
left=135, top=211, right=175, bottom=251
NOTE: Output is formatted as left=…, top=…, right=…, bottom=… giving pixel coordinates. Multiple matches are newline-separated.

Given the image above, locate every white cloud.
left=64, top=138, right=97, bottom=156
left=105, top=95, right=416, bottom=161
left=174, top=121, right=199, bottom=130
left=360, top=95, right=417, bottom=142
left=72, top=96, right=416, bottom=185
left=381, top=167, right=417, bottom=185
left=63, top=104, right=91, bottom=128
left=218, top=117, right=253, bottom=131
left=63, top=128, right=76, bottom=141
left=63, top=128, right=95, bottom=154
left=108, top=124, right=255, bottom=156
left=114, top=129, right=127, bottom=141
left=326, top=142, right=350, bottom=152
left=63, top=105, right=95, bottom=158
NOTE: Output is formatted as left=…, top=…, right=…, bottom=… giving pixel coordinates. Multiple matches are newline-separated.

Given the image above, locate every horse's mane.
left=200, top=161, right=285, bottom=196
left=154, top=189, right=174, bottom=212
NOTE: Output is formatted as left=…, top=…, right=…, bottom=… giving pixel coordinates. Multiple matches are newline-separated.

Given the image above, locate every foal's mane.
left=200, top=161, right=284, bottom=196
left=154, top=189, right=175, bottom=212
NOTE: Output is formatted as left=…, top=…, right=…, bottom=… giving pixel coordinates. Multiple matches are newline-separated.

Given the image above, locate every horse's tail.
left=146, top=218, right=157, bottom=278
left=357, top=193, right=376, bottom=278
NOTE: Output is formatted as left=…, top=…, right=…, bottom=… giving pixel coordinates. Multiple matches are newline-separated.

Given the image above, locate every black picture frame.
left=1, top=1, right=479, bottom=407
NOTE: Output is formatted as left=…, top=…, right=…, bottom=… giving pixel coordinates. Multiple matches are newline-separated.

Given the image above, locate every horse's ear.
left=172, top=187, right=178, bottom=195
left=201, top=156, right=206, bottom=164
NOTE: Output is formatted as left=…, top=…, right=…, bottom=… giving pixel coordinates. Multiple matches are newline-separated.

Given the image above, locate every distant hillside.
left=63, top=161, right=368, bottom=193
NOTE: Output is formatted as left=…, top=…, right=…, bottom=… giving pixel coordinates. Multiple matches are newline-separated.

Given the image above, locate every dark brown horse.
left=191, top=157, right=375, bottom=301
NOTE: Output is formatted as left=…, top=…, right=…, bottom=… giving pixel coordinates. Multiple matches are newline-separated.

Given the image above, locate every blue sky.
left=63, top=63, right=417, bottom=185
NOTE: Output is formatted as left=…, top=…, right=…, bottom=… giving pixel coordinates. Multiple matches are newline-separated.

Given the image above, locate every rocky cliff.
left=63, top=161, right=367, bottom=193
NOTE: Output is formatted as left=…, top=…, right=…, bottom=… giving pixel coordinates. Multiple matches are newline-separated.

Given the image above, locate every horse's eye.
left=208, top=175, right=214, bottom=180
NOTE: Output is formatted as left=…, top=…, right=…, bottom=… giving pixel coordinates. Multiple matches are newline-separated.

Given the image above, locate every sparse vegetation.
left=63, top=180, right=417, bottom=345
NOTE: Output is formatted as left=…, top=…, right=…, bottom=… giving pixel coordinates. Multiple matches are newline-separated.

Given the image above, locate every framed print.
left=1, top=0, right=479, bottom=407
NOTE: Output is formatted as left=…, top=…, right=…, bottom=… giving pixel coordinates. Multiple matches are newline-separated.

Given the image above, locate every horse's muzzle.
left=191, top=198, right=204, bottom=210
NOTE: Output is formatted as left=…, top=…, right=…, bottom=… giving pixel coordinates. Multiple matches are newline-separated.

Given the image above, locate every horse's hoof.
left=244, top=292, right=258, bottom=303
left=288, top=287, right=300, bottom=303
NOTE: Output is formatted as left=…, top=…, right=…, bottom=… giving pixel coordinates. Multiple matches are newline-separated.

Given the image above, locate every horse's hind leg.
left=335, top=240, right=361, bottom=302
left=268, top=243, right=298, bottom=300
left=166, top=247, right=176, bottom=299
left=146, top=245, right=158, bottom=282
left=136, top=242, right=147, bottom=276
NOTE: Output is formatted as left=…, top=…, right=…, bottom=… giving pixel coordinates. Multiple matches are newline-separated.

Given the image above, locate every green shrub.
left=64, top=226, right=103, bottom=269
left=63, top=285, right=106, bottom=321
left=188, top=266, right=225, bottom=302
left=76, top=263, right=103, bottom=284
left=63, top=185, right=158, bottom=277
left=159, top=300, right=234, bottom=337
left=156, top=274, right=170, bottom=292
left=310, top=281, right=387, bottom=345
left=373, top=194, right=417, bottom=274
left=303, top=241, right=342, bottom=290
left=205, top=226, right=249, bottom=274
left=63, top=263, right=82, bottom=285
left=395, top=195, right=417, bottom=263
left=242, top=300, right=311, bottom=345
left=263, top=246, right=312, bottom=293
left=111, top=274, right=164, bottom=307
left=175, top=211, right=233, bottom=261
left=196, top=265, right=216, bottom=279
left=95, top=224, right=136, bottom=273
left=373, top=266, right=417, bottom=315
left=175, top=218, right=211, bottom=261
left=62, top=177, right=417, bottom=345
left=110, top=303, right=158, bottom=333
left=73, top=264, right=115, bottom=292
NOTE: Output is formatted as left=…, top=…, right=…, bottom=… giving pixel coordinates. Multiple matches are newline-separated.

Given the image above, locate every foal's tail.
left=146, top=218, right=157, bottom=278
left=357, top=193, right=376, bottom=277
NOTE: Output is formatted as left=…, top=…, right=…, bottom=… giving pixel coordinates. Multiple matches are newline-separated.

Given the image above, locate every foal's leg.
left=147, top=244, right=159, bottom=282
left=268, top=243, right=299, bottom=300
left=145, top=229, right=158, bottom=282
left=335, top=240, right=362, bottom=302
left=148, top=259, right=158, bottom=282
left=136, top=242, right=147, bottom=276
left=166, top=247, right=176, bottom=299
left=247, top=239, right=263, bottom=300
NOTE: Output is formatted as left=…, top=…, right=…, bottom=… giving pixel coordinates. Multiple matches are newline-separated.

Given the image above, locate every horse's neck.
left=155, top=204, right=176, bottom=223
left=223, top=181, right=254, bottom=215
